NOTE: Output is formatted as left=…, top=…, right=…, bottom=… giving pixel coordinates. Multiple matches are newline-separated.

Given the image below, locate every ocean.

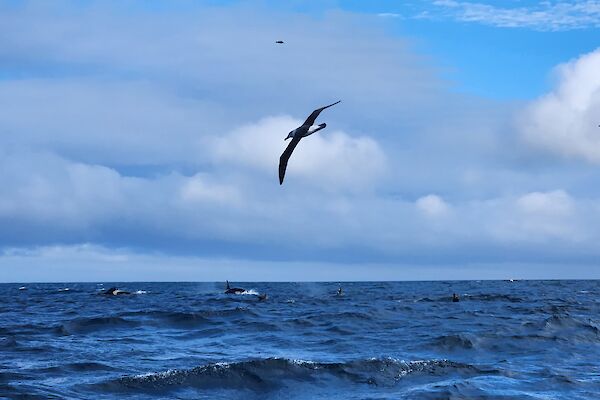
left=1, top=280, right=599, bottom=399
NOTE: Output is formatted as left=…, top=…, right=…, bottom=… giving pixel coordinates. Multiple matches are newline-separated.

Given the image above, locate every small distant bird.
left=278, top=101, right=340, bottom=184
left=275, top=40, right=284, bottom=44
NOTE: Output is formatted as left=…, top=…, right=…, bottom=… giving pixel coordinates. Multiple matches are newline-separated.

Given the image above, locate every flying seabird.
left=278, top=100, right=341, bottom=184
left=275, top=40, right=284, bottom=44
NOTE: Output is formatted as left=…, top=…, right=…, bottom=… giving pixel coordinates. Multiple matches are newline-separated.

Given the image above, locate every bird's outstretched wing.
left=279, top=135, right=302, bottom=185
left=302, top=100, right=341, bottom=127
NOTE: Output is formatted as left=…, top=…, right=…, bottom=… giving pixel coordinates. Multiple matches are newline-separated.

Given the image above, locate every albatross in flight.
left=278, top=100, right=341, bottom=184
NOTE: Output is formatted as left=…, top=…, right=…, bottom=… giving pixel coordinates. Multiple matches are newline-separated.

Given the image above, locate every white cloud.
left=519, top=48, right=600, bottom=162
left=180, top=174, right=241, bottom=206
left=432, top=0, right=600, bottom=31
left=0, top=151, right=244, bottom=240
left=211, top=116, right=386, bottom=190
left=516, top=190, right=573, bottom=216
left=471, top=190, right=582, bottom=243
left=0, top=152, right=131, bottom=227
left=416, top=194, right=450, bottom=217
left=510, top=190, right=578, bottom=240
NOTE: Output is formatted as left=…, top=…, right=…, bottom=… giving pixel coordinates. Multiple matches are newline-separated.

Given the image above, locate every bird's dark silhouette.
left=275, top=40, right=284, bottom=44
left=279, top=101, right=340, bottom=184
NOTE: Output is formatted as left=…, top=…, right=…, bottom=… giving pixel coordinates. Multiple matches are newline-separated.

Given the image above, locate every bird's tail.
left=307, top=123, right=326, bottom=135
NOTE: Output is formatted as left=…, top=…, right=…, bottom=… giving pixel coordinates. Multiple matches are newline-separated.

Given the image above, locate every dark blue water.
left=1, top=281, right=600, bottom=399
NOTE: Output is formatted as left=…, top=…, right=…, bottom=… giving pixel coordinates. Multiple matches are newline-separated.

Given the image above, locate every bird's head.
left=285, top=129, right=295, bottom=141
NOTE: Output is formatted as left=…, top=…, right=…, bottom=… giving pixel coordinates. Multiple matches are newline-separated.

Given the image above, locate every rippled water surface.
left=2, top=280, right=600, bottom=399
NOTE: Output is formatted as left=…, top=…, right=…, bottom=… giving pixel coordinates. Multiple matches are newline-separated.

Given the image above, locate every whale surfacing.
left=225, top=280, right=245, bottom=295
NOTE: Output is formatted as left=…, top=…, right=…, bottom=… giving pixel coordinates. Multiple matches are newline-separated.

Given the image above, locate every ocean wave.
left=111, top=307, right=258, bottom=329
left=432, top=334, right=476, bottom=350
left=3, top=322, right=54, bottom=336
left=0, top=335, right=18, bottom=349
left=414, top=296, right=438, bottom=302
left=306, top=311, right=374, bottom=321
left=4, top=281, right=598, bottom=399
left=0, top=370, right=33, bottom=384
left=56, top=316, right=141, bottom=335
left=463, top=294, right=524, bottom=303
left=521, top=314, right=600, bottom=342
left=401, top=378, right=540, bottom=400
left=415, top=293, right=523, bottom=303
left=137, top=311, right=212, bottom=328
left=34, top=362, right=117, bottom=374
left=100, top=357, right=496, bottom=393
left=543, top=315, right=600, bottom=336
left=203, top=307, right=257, bottom=318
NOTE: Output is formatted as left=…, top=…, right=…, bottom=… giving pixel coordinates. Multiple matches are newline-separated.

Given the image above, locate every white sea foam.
left=133, top=369, right=178, bottom=380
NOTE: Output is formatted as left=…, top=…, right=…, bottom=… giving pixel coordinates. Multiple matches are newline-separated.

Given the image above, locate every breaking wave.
left=100, top=357, right=496, bottom=393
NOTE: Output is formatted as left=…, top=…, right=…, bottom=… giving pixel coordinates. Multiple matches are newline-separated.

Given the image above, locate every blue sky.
left=289, top=0, right=600, bottom=98
left=1, top=0, right=600, bottom=281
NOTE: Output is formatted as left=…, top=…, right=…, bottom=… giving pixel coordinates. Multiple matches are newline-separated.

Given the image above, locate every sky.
left=1, top=0, right=600, bottom=281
